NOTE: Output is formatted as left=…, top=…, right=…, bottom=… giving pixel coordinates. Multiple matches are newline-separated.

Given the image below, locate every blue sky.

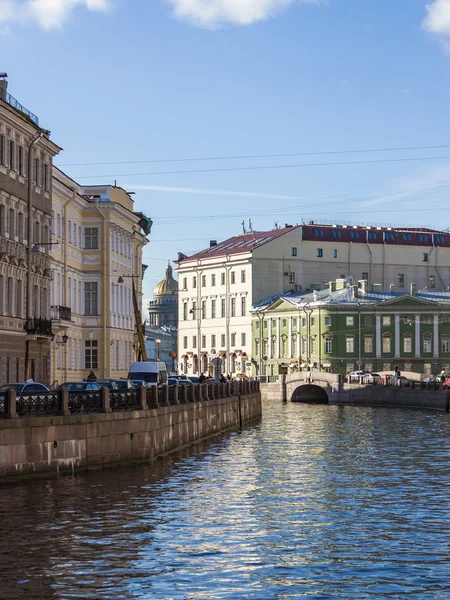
left=2, top=0, right=450, bottom=304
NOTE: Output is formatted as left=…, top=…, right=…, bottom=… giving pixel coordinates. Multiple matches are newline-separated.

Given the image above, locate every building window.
left=292, top=318, right=297, bottom=328
left=183, top=303, right=188, bottom=321
left=18, top=146, right=23, bottom=175
left=324, top=316, right=331, bottom=326
left=313, top=228, right=324, bottom=237
left=9, top=140, right=15, bottom=171
left=183, top=336, right=188, bottom=349
left=241, top=296, right=246, bottom=316
left=346, top=316, right=354, bottom=326
left=202, top=275, right=206, bottom=287
left=282, top=319, right=287, bottom=328
left=363, top=315, right=373, bottom=327
left=382, top=316, right=391, bottom=326
left=241, top=333, right=246, bottom=346
left=301, top=317, right=306, bottom=328
left=231, top=297, right=236, bottom=317
left=324, top=338, right=332, bottom=353
left=346, top=336, right=354, bottom=353
left=240, top=270, right=245, bottom=283
left=221, top=272, right=225, bottom=286
left=68, top=220, right=72, bottom=243
left=301, top=337, right=307, bottom=354
left=221, top=298, right=226, bottom=318
left=442, top=337, right=450, bottom=353
left=202, top=301, right=206, bottom=319
left=349, top=230, right=359, bottom=240
left=362, top=272, right=368, bottom=281
left=85, top=341, right=98, bottom=370
left=201, top=335, right=206, bottom=348
left=44, top=164, right=49, bottom=191
left=221, top=334, right=226, bottom=348
left=264, top=320, right=268, bottom=330
left=84, top=282, right=98, bottom=315
left=84, top=228, right=98, bottom=249
left=193, top=276, right=197, bottom=288
left=333, top=249, right=338, bottom=258
left=382, top=335, right=391, bottom=353
left=281, top=337, right=287, bottom=357
left=211, top=274, right=216, bottom=286
left=192, top=336, right=197, bottom=348
left=191, top=302, right=197, bottom=319
left=231, top=333, right=236, bottom=347
left=310, top=317, right=315, bottom=327
left=231, top=271, right=236, bottom=284
left=423, top=253, right=428, bottom=262
left=0, top=134, right=4, bottom=165
left=331, top=229, right=342, bottom=239
left=398, top=274, right=404, bottom=288
left=292, top=247, right=297, bottom=257
left=364, top=336, right=373, bottom=353
left=211, top=299, right=216, bottom=318
left=211, top=335, right=216, bottom=348
left=403, top=335, right=412, bottom=353
left=310, top=337, right=316, bottom=354
left=183, top=277, right=187, bottom=290
left=429, top=275, right=436, bottom=289
left=288, top=272, right=295, bottom=284
left=317, top=248, right=323, bottom=258
left=423, top=335, right=432, bottom=353
left=255, top=340, right=260, bottom=355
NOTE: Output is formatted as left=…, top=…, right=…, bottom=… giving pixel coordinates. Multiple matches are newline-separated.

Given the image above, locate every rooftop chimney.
left=410, top=283, right=417, bottom=296
left=0, top=73, right=7, bottom=99
left=358, top=280, right=367, bottom=293
left=329, top=281, right=337, bottom=292
left=210, top=240, right=217, bottom=248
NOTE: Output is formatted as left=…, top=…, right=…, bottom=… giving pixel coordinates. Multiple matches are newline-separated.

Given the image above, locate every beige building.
left=0, top=76, right=61, bottom=385
left=50, top=171, right=150, bottom=385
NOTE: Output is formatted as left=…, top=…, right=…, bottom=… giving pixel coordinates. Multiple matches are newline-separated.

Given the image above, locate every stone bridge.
left=261, top=373, right=449, bottom=412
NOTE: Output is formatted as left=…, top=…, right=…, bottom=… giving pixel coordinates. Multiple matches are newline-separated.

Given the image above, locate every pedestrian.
left=87, top=370, right=97, bottom=382
left=199, top=373, right=206, bottom=383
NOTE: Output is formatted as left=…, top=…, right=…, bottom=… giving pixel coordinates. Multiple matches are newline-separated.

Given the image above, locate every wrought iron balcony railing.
left=25, top=318, right=52, bottom=337
left=51, top=305, right=72, bottom=322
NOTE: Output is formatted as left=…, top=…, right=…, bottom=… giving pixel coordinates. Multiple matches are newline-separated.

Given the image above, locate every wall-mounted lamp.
left=55, top=334, right=68, bottom=346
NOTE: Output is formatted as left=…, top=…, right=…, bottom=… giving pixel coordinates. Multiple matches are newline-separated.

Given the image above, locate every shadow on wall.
left=291, top=384, right=329, bottom=404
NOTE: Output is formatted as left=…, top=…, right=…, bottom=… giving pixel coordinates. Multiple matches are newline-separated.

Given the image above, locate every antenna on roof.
left=274, top=221, right=278, bottom=230
left=241, top=220, right=247, bottom=234
left=248, top=219, right=253, bottom=233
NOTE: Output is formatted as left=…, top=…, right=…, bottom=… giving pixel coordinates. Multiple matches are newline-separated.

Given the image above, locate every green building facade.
left=251, top=279, right=450, bottom=378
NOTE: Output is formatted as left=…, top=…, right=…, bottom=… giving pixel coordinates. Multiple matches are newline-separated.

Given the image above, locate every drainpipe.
left=382, top=231, right=386, bottom=291
left=25, top=129, right=43, bottom=380
left=93, top=199, right=108, bottom=378
left=61, top=189, right=74, bottom=384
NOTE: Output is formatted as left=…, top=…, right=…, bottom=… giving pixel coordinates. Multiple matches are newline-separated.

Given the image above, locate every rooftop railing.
left=0, top=88, right=39, bottom=125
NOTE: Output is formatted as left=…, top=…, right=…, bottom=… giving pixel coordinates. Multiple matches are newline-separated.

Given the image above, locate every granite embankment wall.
left=0, top=393, right=261, bottom=481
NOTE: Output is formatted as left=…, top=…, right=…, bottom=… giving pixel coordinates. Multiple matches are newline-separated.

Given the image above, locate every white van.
left=128, top=361, right=168, bottom=387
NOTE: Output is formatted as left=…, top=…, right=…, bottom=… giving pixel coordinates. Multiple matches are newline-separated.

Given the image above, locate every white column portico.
left=433, top=315, right=439, bottom=358
left=395, top=315, right=400, bottom=357
left=275, top=318, right=280, bottom=359
left=415, top=315, right=421, bottom=357
left=376, top=315, right=381, bottom=357
left=268, top=318, right=272, bottom=359
left=288, top=318, right=292, bottom=357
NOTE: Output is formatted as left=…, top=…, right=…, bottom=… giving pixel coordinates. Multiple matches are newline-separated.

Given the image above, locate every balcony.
left=25, top=318, right=52, bottom=337
left=51, top=305, right=72, bottom=322
left=0, top=88, right=39, bottom=125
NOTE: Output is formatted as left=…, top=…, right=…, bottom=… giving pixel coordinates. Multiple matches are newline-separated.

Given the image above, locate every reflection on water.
left=1, top=402, right=450, bottom=599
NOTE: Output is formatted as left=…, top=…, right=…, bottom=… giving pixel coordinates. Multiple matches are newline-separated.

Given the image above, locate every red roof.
left=178, top=226, right=299, bottom=263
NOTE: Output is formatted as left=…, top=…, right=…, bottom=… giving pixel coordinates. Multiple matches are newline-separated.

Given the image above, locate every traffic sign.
left=357, top=360, right=363, bottom=366
left=263, top=356, right=268, bottom=361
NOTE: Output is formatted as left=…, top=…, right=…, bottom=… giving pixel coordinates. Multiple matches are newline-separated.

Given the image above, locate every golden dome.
left=154, top=262, right=178, bottom=297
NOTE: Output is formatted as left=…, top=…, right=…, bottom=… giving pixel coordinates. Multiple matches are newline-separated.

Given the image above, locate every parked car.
left=0, top=382, right=50, bottom=401
left=188, top=376, right=200, bottom=384
left=346, top=371, right=369, bottom=382
left=58, top=382, right=101, bottom=392
left=111, top=380, right=135, bottom=390
left=170, top=375, right=190, bottom=384
left=96, top=380, right=119, bottom=390
left=388, top=375, right=410, bottom=387
left=362, top=373, right=381, bottom=384
left=130, top=379, right=149, bottom=388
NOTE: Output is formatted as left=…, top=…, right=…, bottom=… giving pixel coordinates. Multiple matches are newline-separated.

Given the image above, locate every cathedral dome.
left=154, top=262, right=178, bottom=297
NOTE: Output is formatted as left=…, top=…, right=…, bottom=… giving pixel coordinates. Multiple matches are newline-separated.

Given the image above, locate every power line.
left=70, top=154, right=450, bottom=180
left=56, top=144, right=450, bottom=167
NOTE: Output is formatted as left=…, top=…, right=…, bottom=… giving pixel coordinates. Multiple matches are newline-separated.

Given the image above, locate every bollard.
left=150, top=385, right=159, bottom=408
left=5, top=388, right=17, bottom=419
left=59, top=388, right=70, bottom=416
left=183, top=382, right=188, bottom=404
left=138, top=386, right=148, bottom=410
left=164, top=383, right=169, bottom=407
left=174, top=382, right=180, bottom=405
left=102, top=387, right=111, bottom=413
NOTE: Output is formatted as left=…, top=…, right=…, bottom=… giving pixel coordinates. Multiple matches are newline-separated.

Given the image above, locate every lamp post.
left=156, top=338, right=161, bottom=361
left=303, top=303, right=313, bottom=379
left=190, top=305, right=202, bottom=375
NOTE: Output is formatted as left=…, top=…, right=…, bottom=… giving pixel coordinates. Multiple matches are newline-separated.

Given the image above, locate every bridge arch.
left=291, top=384, right=329, bottom=404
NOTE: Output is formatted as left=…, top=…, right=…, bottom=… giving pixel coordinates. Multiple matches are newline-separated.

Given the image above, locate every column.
left=268, top=318, right=272, bottom=359
left=276, top=318, right=280, bottom=359
left=288, top=318, right=292, bottom=358
left=395, top=315, right=400, bottom=357
left=434, top=315, right=439, bottom=358
left=376, top=315, right=381, bottom=357
left=415, top=315, right=421, bottom=357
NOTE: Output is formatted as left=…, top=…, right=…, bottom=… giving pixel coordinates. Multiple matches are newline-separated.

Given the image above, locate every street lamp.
left=156, top=338, right=161, bottom=361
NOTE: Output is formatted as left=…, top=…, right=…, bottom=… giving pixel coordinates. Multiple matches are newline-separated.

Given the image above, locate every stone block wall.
left=0, top=393, right=262, bottom=481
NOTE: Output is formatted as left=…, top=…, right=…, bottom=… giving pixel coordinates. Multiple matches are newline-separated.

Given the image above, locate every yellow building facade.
left=50, top=169, right=149, bottom=385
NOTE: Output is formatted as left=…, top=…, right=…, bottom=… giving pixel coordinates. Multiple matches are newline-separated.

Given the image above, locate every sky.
left=2, top=0, right=450, bottom=309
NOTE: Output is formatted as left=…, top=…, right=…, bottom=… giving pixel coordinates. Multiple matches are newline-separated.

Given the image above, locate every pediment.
left=378, top=294, right=443, bottom=308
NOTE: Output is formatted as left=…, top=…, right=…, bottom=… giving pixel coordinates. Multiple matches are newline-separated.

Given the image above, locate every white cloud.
left=126, top=183, right=308, bottom=201
left=423, top=0, right=450, bottom=36
left=0, top=0, right=110, bottom=30
left=167, top=0, right=324, bottom=28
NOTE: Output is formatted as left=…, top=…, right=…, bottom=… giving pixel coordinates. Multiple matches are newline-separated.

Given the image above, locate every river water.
left=1, top=400, right=450, bottom=599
